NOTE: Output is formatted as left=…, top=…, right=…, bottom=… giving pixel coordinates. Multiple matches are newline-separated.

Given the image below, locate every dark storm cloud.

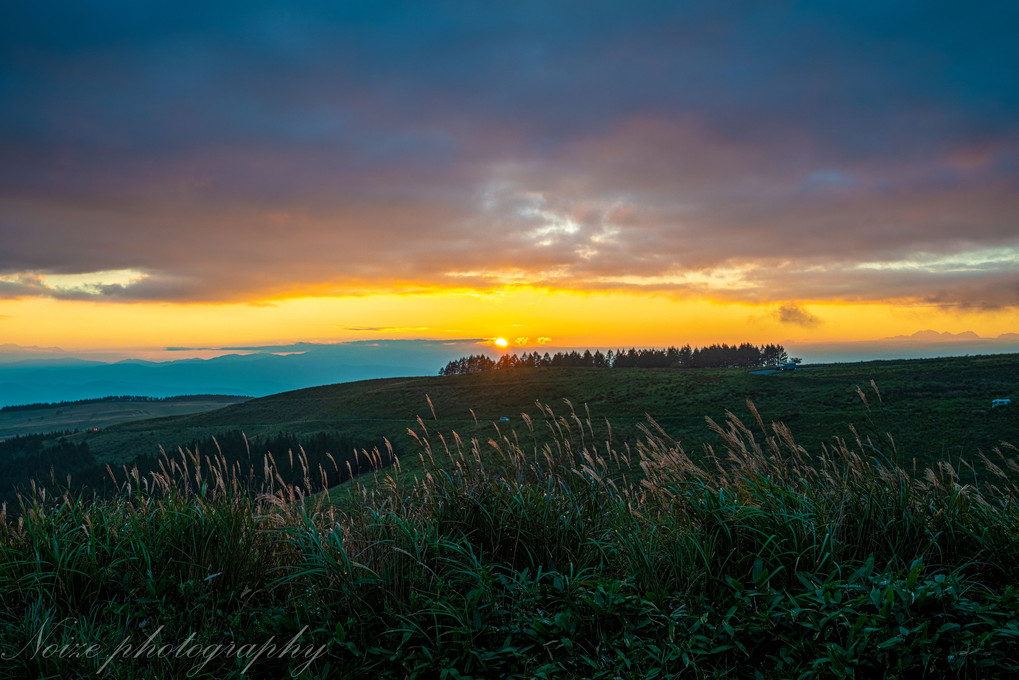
left=778, top=305, right=821, bottom=328
left=1, top=1, right=1016, bottom=306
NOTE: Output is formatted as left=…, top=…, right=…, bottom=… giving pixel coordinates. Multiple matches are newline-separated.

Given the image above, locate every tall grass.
left=2, top=398, right=1019, bottom=678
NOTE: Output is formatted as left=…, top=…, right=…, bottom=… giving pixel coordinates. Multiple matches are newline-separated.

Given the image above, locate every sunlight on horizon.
left=0, top=287, right=1015, bottom=357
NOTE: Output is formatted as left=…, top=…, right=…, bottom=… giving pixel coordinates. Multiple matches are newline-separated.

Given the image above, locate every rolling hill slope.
left=68, top=353, right=1018, bottom=471
left=0, top=395, right=249, bottom=441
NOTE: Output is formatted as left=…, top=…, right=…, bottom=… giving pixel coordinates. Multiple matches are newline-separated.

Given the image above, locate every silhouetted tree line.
left=440, top=343, right=794, bottom=375
left=0, top=394, right=246, bottom=413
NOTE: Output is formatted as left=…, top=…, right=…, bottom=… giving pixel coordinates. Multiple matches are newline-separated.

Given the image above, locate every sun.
left=494, top=337, right=509, bottom=348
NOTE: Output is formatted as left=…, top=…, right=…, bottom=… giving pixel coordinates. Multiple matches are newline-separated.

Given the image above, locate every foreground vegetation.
left=2, top=391, right=1018, bottom=678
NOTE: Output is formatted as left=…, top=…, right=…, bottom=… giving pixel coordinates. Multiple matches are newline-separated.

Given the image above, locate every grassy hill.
left=0, top=395, right=249, bottom=441
left=3, top=353, right=1019, bottom=678
left=71, top=353, right=1018, bottom=470
left=0, top=353, right=1014, bottom=512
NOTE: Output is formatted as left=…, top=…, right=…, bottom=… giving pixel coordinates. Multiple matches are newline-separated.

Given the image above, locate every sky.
left=1, top=1, right=1017, bottom=362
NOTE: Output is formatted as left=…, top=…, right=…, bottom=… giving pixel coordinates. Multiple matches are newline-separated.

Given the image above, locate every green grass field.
left=0, top=395, right=249, bottom=441
left=1, top=354, right=1015, bottom=515
left=2, top=354, right=1018, bottom=678
left=65, top=353, right=1018, bottom=473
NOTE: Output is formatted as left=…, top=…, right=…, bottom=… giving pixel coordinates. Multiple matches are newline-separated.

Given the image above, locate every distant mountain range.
left=788, top=330, right=1019, bottom=363
left=0, top=340, right=477, bottom=408
left=883, top=330, right=1018, bottom=342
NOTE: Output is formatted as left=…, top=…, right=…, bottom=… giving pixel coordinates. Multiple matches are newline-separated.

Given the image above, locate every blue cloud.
left=1, top=1, right=1017, bottom=306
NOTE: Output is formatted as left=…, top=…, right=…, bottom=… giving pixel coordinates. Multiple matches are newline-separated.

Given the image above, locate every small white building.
left=992, top=399, right=1012, bottom=408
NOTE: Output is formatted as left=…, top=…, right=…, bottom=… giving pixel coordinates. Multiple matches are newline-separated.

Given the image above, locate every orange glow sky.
left=0, top=288, right=1015, bottom=360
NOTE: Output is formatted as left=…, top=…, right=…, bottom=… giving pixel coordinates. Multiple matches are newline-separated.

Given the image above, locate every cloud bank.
left=1, top=2, right=1017, bottom=308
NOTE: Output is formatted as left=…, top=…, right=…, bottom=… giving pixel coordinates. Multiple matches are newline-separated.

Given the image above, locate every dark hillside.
left=74, top=354, right=1019, bottom=469
left=0, top=354, right=1015, bottom=506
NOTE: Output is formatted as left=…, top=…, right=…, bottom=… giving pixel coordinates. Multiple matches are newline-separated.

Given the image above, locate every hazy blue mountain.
left=0, top=340, right=480, bottom=407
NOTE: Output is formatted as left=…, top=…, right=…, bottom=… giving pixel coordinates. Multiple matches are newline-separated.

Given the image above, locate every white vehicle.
left=992, top=398, right=1012, bottom=408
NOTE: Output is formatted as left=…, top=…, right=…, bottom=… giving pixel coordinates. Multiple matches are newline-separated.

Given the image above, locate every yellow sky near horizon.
left=0, top=287, right=1013, bottom=357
